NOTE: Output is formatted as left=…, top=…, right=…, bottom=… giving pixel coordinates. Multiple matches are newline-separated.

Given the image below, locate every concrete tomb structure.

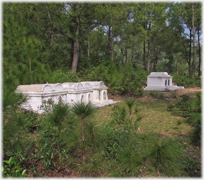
left=15, top=81, right=119, bottom=114
left=144, top=72, right=184, bottom=91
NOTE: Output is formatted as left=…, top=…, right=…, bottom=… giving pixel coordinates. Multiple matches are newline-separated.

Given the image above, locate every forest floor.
left=26, top=87, right=202, bottom=178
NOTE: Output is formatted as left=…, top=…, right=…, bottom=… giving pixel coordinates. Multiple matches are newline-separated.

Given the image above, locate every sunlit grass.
left=85, top=93, right=200, bottom=177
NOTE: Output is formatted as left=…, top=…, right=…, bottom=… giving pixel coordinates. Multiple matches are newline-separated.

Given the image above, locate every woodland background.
left=3, top=2, right=202, bottom=90
left=2, top=2, right=202, bottom=178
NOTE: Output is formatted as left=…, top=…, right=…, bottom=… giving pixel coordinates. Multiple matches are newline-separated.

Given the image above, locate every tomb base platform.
left=144, top=86, right=184, bottom=91
left=93, top=100, right=120, bottom=108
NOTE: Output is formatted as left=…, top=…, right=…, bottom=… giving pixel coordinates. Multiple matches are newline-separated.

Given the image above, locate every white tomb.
left=15, top=81, right=119, bottom=114
left=144, top=72, right=184, bottom=91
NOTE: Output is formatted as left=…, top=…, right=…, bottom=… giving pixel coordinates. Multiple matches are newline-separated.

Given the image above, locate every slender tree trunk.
left=197, top=30, right=201, bottom=77
left=153, top=46, right=158, bottom=71
left=107, top=25, right=111, bottom=57
left=189, top=28, right=192, bottom=76
left=131, top=45, right=134, bottom=65
left=147, top=22, right=151, bottom=71
left=111, top=35, right=114, bottom=62
left=179, top=30, right=190, bottom=73
left=71, top=4, right=80, bottom=74
left=192, top=4, right=196, bottom=78
left=70, top=39, right=74, bottom=68
left=143, top=39, right=146, bottom=70
left=147, top=41, right=151, bottom=71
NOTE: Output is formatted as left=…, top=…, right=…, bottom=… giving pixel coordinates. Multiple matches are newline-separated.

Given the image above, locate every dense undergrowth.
left=3, top=82, right=201, bottom=177
left=167, top=92, right=201, bottom=146
left=3, top=62, right=201, bottom=177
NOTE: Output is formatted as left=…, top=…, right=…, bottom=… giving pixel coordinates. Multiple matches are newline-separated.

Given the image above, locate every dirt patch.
left=25, top=159, right=80, bottom=177
left=138, top=87, right=201, bottom=102
left=164, top=87, right=201, bottom=97
left=107, top=87, right=201, bottom=103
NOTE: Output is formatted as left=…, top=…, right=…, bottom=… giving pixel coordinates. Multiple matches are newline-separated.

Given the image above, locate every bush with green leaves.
left=3, top=157, right=27, bottom=177
left=79, top=62, right=146, bottom=96
left=38, top=99, right=72, bottom=169
left=172, top=73, right=201, bottom=88
left=3, top=81, right=34, bottom=158
left=145, top=138, right=186, bottom=177
left=3, top=82, right=37, bottom=177
left=49, top=69, right=78, bottom=83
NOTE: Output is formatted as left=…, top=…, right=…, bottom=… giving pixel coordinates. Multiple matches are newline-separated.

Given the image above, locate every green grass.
left=3, top=91, right=201, bottom=177
left=85, top=94, right=201, bottom=177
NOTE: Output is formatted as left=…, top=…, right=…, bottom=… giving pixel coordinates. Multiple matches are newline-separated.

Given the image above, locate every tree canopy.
left=3, top=2, right=202, bottom=82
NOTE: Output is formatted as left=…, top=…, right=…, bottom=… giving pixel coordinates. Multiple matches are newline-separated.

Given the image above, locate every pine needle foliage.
left=124, top=98, right=136, bottom=117
left=72, top=102, right=95, bottom=163
left=72, top=102, right=95, bottom=119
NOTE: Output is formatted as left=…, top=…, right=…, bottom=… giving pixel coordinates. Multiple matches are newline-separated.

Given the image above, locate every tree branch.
left=80, top=15, right=107, bottom=39
left=45, top=3, right=72, bottom=39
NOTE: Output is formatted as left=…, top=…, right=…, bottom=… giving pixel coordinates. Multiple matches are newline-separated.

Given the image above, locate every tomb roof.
left=148, top=72, right=172, bottom=78
left=16, top=84, right=45, bottom=92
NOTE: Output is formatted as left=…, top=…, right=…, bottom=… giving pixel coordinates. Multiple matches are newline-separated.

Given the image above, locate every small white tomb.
left=144, top=72, right=184, bottom=91
left=15, top=81, right=119, bottom=114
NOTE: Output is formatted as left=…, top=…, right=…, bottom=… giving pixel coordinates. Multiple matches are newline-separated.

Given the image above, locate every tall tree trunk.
left=147, top=22, right=151, bottom=71
left=71, top=4, right=80, bottom=74
left=72, top=39, right=80, bottom=74
left=131, top=45, right=134, bottom=65
left=189, top=28, right=192, bottom=76
left=192, top=4, right=196, bottom=78
left=147, top=41, right=151, bottom=71
left=197, top=29, right=201, bottom=77
left=153, top=46, right=158, bottom=71
left=70, top=39, right=74, bottom=68
left=107, top=25, right=111, bottom=57
left=143, top=39, right=146, bottom=70
left=111, top=34, right=114, bottom=62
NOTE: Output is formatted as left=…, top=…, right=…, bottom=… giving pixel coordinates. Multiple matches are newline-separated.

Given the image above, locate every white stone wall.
left=144, top=72, right=184, bottom=91
left=16, top=81, right=119, bottom=113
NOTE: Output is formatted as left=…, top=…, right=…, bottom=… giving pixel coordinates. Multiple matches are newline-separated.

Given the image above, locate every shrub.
left=38, top=100, right=71, bottom=169
left=49, top=69, right=78, bottom=83
left=72, top=102, right=95, bottom=163
left=172, top=73, right=201, bottom=88
left=78, top=62, right=145, bottom=96
left=147, top=138, right=184, bottom=176
left=3, top=157, right=27, bottom=177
